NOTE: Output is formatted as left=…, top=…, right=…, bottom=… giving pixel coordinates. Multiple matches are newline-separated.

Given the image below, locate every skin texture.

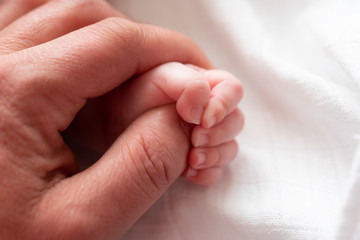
left=0, top=0, right=244, bottom=239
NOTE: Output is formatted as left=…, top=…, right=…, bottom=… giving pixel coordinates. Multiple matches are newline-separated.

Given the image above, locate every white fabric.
left=108, top=0, right=360, bottom=239
left=335, top=138, right=360, bottom=240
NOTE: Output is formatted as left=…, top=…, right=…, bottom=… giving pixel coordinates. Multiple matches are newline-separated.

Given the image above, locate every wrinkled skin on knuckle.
left=130, top=106, right=190, bottom=195
left=95, top=17, right=142, bottom=51
left=75, top=17, right=142, bottom=76
left=138, top=132, right=177, bottom=191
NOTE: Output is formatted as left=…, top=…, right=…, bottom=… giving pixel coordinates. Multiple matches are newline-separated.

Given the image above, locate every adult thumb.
left=37, top=105, right=191, bottom=239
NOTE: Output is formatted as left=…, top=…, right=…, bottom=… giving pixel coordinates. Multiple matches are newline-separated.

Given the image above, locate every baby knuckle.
left=188, top=73, right=208, bottom=87
left=233, top=108, right=245, bottom=131
left=184, top=73, right=209, bottom=91
left=232, top=80, right=244, bottom=99
left=224, top=72, right=243, bottom=98
left=215, top=94, right=230, bottom=114
left=217, top=70, right=243, bottom=92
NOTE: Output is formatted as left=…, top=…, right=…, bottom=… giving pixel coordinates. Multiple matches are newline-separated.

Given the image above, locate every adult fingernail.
left=190, top=106, right=204, bottom=124
left=195, top=134, right=209, bottom=147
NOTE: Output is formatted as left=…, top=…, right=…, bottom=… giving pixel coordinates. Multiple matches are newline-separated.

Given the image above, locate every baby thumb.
left=39, top=105, right=191, bottom=239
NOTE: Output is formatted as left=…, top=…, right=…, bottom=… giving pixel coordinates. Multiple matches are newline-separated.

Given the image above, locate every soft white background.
left=108, top=0, right=360, bottom=239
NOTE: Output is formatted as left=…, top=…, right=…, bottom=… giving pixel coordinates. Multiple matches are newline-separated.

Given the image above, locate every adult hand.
left=0, top=0, right=212, bottom=239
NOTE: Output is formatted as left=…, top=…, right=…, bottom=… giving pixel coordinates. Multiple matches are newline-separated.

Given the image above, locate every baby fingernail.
left=207, top=116, right=217, bottom=128
left=190, top=106, right=204, bottom=124
left=195, top=134, right=209, bottom=147
left=187, top=168, right=198, bottom=177
left=195, top=153, right=206, bottom=167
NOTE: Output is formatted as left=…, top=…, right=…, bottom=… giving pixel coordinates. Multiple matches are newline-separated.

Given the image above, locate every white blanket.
left=109, top=0, right=360, bottom=239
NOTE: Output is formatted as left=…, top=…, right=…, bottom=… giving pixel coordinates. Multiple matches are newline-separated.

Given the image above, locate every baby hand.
left=115, top=62, right=244, bottom=185
left=185, top=66, right=244, bottom=185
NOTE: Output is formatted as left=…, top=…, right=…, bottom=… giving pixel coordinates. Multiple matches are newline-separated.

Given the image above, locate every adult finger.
left=34, top=105, right=191, bottom=239
left=3, top=17, right=212, bottom=132
left=0, top=0, right=48, bottom=30
left=0, top=0, right=125, bottom=54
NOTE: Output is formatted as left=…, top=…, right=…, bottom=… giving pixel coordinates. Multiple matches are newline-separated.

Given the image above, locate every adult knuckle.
left=102, top=17, right=142, bottom=41
left=1, top=0, right=48, bottom=10
left=0, top=60, right=15, bottom=98
left=0, top=61, right=21, bottom=130
left=100, top=17, right=143, bottom=53
left=21, top=0, right=49, bottom=7
left=58, top=0, right=106, bottom=12
left=137, top=132, right=177, bottom=191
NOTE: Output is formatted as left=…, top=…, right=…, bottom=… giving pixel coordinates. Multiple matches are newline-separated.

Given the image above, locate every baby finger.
left=202, top=70, right=243, bottom=128
left=192, top=108, right=244, bottom=147
left=188, top=140, right=238, bottom=169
